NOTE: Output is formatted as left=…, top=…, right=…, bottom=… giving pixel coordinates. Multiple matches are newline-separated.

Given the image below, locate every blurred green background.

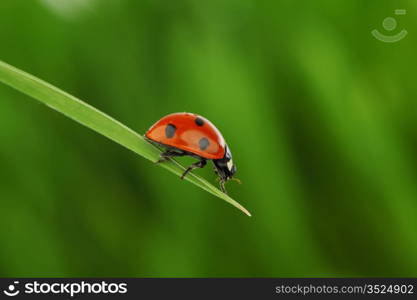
left=1, top=0, right=416, bottom=277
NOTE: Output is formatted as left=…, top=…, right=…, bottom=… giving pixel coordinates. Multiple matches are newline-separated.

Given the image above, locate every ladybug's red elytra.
left=145, top=112, right=237, bottom=193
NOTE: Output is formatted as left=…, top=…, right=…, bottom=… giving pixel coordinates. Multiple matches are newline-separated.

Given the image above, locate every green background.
left=1, top=0, right=416, bottom=277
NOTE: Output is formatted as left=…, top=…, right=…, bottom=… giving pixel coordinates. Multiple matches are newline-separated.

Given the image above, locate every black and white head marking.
left=213, top=145, right=236, bottom=181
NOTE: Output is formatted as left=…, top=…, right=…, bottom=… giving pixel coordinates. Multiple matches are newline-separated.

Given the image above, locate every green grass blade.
left=0, top=60, right=251, bottom=217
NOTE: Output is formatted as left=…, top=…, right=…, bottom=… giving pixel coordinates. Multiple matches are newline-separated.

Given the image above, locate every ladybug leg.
left=219, top=178, right=228, bottom=194
left=180, top=159, right=207, bottom=180
left=155, top=149, right=185, bottom=163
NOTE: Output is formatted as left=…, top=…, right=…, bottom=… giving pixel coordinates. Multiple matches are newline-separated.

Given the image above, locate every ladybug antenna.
left=231, top=177, right=242, bottom=184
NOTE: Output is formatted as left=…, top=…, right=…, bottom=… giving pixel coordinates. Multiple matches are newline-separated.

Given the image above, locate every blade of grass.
left=0, top=60, right=251, bottom=216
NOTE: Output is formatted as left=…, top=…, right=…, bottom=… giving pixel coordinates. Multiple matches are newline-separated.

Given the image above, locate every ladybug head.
left=213, top=146, right=236, bottom=192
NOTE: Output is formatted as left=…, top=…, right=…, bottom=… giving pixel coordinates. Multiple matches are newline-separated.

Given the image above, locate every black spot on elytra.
left=199, top=137, right=209, bottom=150
left=165, top=124, right=176, bottom=138
left=195, top=117, right=204, bottom=126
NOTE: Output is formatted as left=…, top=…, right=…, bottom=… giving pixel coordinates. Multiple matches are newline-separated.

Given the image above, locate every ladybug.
left=145, top=112, right=237, bottom=193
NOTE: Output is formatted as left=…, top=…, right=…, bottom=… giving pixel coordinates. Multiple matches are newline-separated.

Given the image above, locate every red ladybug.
left=145, top=112, right=237, bottom=193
